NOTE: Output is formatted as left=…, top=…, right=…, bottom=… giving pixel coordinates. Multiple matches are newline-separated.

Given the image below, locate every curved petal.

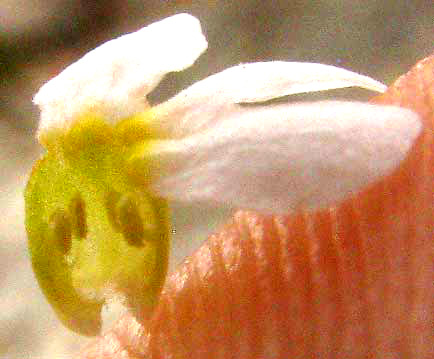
left=154, top=62, right=387, bottom=137
left=148, top=102, right=420, bottom=213
left=34, top=13, right=207, bottom=138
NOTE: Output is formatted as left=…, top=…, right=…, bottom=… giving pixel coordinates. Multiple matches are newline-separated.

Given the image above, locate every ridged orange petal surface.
left=79, top=54, right=434, bottom=359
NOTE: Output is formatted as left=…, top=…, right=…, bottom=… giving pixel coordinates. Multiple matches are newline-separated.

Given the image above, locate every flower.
left=26, top=13, right=421, bottom=336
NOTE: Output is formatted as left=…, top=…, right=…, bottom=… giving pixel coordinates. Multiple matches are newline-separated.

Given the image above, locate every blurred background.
left=1, top=1, right=432, bottom=358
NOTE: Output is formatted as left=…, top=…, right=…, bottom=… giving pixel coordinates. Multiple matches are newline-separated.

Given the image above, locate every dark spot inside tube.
left=49, top=210, right=72, bottom=254
left=116, top=194, right=145, bottom=247
left=69, top=195, right=87, bottom=239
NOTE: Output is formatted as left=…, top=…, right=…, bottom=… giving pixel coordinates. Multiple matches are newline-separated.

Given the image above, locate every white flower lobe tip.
left=154, top=61, right=387, bottom=138
left=151, top=102, right=421, bottom=213
left=34, top=13, right=207, bottom=138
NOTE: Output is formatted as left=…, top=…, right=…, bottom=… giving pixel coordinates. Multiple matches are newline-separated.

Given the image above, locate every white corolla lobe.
left=34, top=13, right=208, bottom=136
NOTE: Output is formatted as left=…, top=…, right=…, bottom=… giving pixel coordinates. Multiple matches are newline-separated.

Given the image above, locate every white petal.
left=154, top=62, right=387, bottom=137
left=149, top=102, right=420, bottom=213
left=34, top=13, right=207, bottom=138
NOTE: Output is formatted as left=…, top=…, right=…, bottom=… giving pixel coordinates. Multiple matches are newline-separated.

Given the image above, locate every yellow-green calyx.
left=25, top=111, right=169, bottom=336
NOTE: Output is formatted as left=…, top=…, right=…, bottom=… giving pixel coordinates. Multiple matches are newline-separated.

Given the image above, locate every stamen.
left=49, top=209, right=72, bottom=254
left=116, top=194, right=145, bottom=247
left=69, top=194, right=87, bottom=239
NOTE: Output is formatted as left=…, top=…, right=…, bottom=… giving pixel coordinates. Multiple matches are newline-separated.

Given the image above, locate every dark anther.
left=49, top=210, right=72, bottom=254
left=116, top=194, right=145, bottom=247
left=69, top=194, right=87, bottom=239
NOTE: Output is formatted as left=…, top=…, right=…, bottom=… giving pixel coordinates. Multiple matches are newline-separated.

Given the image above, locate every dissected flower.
left=26, top=13, right=421, bottom=336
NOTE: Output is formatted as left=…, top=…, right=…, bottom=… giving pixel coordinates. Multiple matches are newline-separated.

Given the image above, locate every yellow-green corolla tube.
left=25, top=113, right=169, bottom=336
